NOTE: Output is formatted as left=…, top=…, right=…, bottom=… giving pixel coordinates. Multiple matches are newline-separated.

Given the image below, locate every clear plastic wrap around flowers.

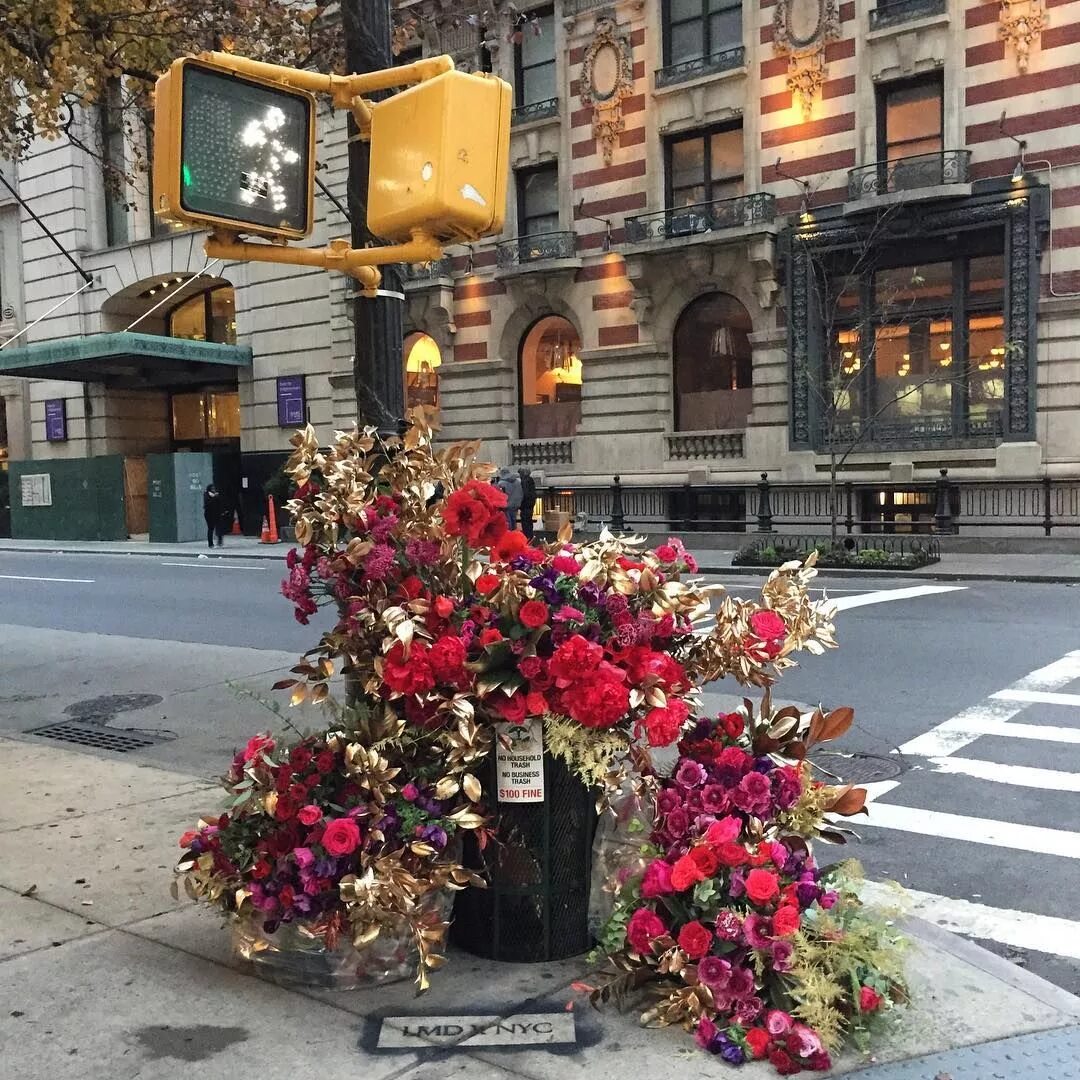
left=233, top=890, right=455, bottom=991
left=588, top=787, right=655, bottom=941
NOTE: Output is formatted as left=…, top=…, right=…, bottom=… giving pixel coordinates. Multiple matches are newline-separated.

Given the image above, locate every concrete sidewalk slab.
left=2, top=738, right=1080, bottom=1080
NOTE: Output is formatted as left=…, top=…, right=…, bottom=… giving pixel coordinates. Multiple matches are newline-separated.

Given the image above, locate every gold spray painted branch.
left=205, top=230, right=445, bottom=294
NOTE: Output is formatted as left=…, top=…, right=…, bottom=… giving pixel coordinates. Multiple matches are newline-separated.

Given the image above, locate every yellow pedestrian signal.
left=154, top=57, right=316, bottom=240
left=367, top=70, right=511, bottom=244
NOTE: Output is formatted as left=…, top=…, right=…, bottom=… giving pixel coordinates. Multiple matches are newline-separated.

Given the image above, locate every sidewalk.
left=1, top=734, right=1078, bottom=1079
left=2, top=535, right=1080, bottom=582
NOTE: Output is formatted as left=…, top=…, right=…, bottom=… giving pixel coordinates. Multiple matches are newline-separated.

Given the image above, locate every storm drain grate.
left=29, top=721, right=166, bottom=753
left=811, top=751, right=905, bottom=786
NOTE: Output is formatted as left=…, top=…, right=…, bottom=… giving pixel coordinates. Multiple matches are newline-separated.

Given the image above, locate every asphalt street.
left=1, top=549, right=1079, bottom=995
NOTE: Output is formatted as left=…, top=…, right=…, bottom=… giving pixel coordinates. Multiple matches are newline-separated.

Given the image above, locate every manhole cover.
left=29, top=721, right=168, bottom=753
left=64, top=694, right=163, bottom=724
left=811, top=752, right=904, bottom=785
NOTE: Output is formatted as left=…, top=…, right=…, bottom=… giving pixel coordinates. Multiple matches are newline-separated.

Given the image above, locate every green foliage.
left=733, top=539, right=936, bottom=571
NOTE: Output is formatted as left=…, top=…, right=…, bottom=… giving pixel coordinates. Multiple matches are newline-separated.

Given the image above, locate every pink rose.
left=750, top=609, right=786, bottom=641
left=293, top=846, right=315, bottom=870
left=640, top=859, right=674, bottom=898
left=297, top=805, right=322, bottom=826
left=766, top=1009, right=793, bottom=1036
left=704, top=816, right=741, bottom=845
left=321, top=817, right=362, bottom=857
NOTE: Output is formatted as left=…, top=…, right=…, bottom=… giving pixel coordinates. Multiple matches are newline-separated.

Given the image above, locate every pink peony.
left=766, top=1009, right=794, bottom=1036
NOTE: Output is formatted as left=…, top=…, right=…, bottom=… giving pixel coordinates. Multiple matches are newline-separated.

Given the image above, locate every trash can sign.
left=494, top=718, right=545, bottom=803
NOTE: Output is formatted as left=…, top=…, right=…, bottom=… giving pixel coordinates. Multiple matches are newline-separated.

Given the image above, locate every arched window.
left=404, top=332, right=442, bottom=430
left=167, top=286, right=237, bottom=344
left=519, top=315, right=582, bottom=439
left=673, top=292, right=753, bottom=431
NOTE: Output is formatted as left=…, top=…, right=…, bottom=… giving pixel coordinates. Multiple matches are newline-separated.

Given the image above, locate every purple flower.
left=697, top=956, right=732, bottom=990
left=753, top=756, right=774, bottom=774
left=421, top=825, right=449, bottom=850
left=578, top=582, right=603, bottom=607
left=675, top=760, right=707, bottom=789
left=733, top=771, right=772, bottom=816
left=797, top=882, right=823, bottom=908
left=771, top=940, right=794, bottom=972
left=742, top=913, right=772, bottom=949
left=718, top=1037, right=745, bottom=1065
left=733, top=995, right=764, bottom=1026
left=694, top=1017, right=718, bottom=1050
left=714, top=910, right=742, bottom=941
left=729, top=869, right=746, bottom=899
left=657, top=789, right=681, bottom=814
left=293, top=847, right=315, bottom=870
left=405, top=538, right=441, bottom=566
left=701, top=784, right=730, bottom=814
left=665, top=807, right=691, bottom=839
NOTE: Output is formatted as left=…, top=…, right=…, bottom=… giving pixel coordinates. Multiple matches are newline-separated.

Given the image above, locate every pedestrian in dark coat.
left=203, top=484, right=224, bottom=549
left=518, top=467, right=538, bottom=540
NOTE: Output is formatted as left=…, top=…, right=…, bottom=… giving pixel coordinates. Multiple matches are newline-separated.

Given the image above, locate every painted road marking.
left=859, top=881, right=1080, bottom=961
left=0, top=574, right=95, bottom=583
left=899, top=650, right=1080, bottom=758
left=830, top=584, right=966, bottom=611
left=377, top=1013, right=576, bottom=1049
left=926, top=755, right=1080, bottom=792
left=993, top=688, right=1080, bottom=708
left=859, top=802, right=1080, bottom=859
left=160, top=561, right=267, bottom=571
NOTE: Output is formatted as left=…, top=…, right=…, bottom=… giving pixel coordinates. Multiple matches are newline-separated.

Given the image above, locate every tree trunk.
left=342, top=0, right=405, bottom=436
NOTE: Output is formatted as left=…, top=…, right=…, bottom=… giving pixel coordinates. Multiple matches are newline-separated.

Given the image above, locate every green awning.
left=0, top=331, right=252, bottom=387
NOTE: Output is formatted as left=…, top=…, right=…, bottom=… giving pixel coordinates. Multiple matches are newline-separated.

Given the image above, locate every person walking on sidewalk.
left=203, top=484, right=224, bottom=549
left=494, top=467, right=523, bottom=530
left=518, top=467, right=537, bottom=540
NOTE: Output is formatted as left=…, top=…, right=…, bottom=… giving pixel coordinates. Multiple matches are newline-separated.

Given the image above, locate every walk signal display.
left=154, top=58, right=316, bottom=240
left=367, top=70, right=511, bottom=244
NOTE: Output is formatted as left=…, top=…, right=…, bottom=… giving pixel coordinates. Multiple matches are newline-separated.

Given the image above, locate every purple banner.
left=276, top=376, right=306, bottom=427
left=44, top=398, right=67, bottom=442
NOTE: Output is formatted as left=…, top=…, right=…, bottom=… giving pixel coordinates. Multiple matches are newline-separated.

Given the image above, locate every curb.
left=693, top=563, right=1080, bottom=584
left=0, top=544, right=288, bottom=562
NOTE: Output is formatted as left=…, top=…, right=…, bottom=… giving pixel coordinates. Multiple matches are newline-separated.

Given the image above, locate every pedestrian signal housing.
left=153, top=57, right=316, bottom=240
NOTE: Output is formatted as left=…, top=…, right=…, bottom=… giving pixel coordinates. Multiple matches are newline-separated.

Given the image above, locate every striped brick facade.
left=1, top=0, right=1077, bottom=501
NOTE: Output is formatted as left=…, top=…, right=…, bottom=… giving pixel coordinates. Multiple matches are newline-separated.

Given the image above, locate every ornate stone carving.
left=578, top=16, right=635, bottom=164
left=998, top=0, right=1047, bottom=73
left=788, top=243, right=812, bottom=447
left=1007, top=197, right=1033, bottom=436
left=772, top=0, right=841, bottom=119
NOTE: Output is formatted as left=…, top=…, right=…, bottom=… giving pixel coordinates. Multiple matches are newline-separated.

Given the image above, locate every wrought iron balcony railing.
left=847, top=149, right=971, bottom=200
left=656, top=46, right=746, bottom=89
left=869, top=0, right=946, bottom=29
left=511, top=98, right=559, bottom=125
left=624, top=192, right=776, bottom=245
left=817, top=411, right=1004, bottom=450
left=496, top=230, right=577, bottom=269
left=400, top=257, right=453, bottom=285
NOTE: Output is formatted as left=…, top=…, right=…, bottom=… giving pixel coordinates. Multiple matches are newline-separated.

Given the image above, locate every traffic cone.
left=259, top=515, right=272, bottom=544
left=231, top=510, right=243, bottom=536
left=267, top=496, right=281, bottom=544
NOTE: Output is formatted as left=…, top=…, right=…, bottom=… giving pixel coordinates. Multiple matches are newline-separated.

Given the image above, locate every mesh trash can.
left=451, top=748, right=597, bottom=963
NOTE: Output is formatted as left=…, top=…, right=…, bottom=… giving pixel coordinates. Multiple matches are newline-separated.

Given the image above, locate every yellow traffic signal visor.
left=154, top=57, right=316, bottom=240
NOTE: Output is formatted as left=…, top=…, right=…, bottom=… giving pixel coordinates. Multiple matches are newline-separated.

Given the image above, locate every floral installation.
left=176, top=423, right=900, bottom=1009
left=582, top=701, right=909, bottom=1073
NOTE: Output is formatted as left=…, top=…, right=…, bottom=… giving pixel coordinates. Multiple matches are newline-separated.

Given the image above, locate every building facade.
left=1, top=0, right=1078, bottom=538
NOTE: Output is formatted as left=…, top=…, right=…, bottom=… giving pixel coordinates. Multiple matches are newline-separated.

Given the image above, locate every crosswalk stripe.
left=859, top=881, right=1080, bottom=961
left=859, top=802, right=1080, bottom=859
left=925, top=755, right=1080, bottom=792
left=916, top=719, right=1080, bottom=746
left=993, top=688, right=1080, bottom=707
left=829, top=585, right=966, bottom=611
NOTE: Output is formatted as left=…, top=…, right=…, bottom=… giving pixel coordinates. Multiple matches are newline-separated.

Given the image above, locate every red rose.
left=289, top=746, right=313, bottom=769
left=689, top=845, right=720, bottom=878
left=494, top=530, right=530, bottom=562
left=490, top=690, right=529, bottom=725
left=518, top=655, right=544, bottom=680
left=518, top=600, right=550, bottom=629
left=654, top=544, right=678, bottom=563
left=322, top=817, right=362, bottom=857
left=720, top=712, right=744, bottom=739
left=475, top=573, right=500, bottom=596
left=671, top=854, right=705, bottom=892
left=859, top=985, right=884, bottom=1013
left=434, top=595, right=455, bottom=619
left=677, top=920, right=712, bottom=960
left=297, top=804, right=322, bottom=827
left=745, top=868, right=781, bottom=905
left=772, top=905, right=801, bottom=937
left=769, top=1049, right=799, bottom=1076
left=251, top=859, right=272, bottom=880
left=242, top=733, right=275, bottom=763
left=315, top=751, right=335, bottom=773
left=744, top=1028, right=770, bottom=1059
left=479, top=627, right=504, bottom=646
left=626, top=908, right=667, bottom=954
left=716, top=841, right=748, bottom=867
left=750, top=610, right=787, bottom=642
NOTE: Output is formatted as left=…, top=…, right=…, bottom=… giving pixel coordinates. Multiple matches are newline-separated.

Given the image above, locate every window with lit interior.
left=404, top=332, right=442, bottom=430
left=519, top=315, right=582, bottom=439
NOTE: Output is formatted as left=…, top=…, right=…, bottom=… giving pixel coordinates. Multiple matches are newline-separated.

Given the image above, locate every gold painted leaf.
left=435, top=776, right=460, bottom=799
left=463, top=774, right=482, bottom=802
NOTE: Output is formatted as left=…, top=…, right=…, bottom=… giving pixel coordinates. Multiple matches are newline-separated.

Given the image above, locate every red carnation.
left=745, top=868, right=781, bottom=905
left=429, top=635, right=468, bottom=685
left=626, top=908, right=667, bottom=954
left=518, top=599, right=549, bottom=629
left=551, top=634, right=603, bottom=685
left=322, top=817, right=362, bottom=857
left=475, top=573, right=500, bottom=596
left=518, top=655, right=544, bottom=680
left=434, top=595, right=455, bottom=619
left=178, top=830, right=199, bottom=849
left=567, top=672, right=630, bottom=729
left=642, top=700, right=689, bottom=747
left=289, top=746, right=313, bottom=769
left=242, top=733, right=275, bottom=763
left=251, top=859, right=272, bottom=880
left=677, top=920, right=712, bottom=960
left=744, top=1028, right=770, bottom=1059
left=382, top=642, right=435, bottom=696
left=315, top=751, right=335, bottom=773
left=654, top=544, right=678, bottom=563
left=769, top=1049, right=800, bottom=1076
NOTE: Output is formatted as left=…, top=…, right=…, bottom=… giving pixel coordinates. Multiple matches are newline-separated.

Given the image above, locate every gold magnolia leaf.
left=290, top=683, right=308, bottom=707
left=462, top=773, right=482, bottom=802
left=435, top=776, right=460, bottom=799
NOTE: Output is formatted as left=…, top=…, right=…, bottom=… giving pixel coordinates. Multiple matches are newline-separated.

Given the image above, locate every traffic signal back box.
left=368, top=70, right=511, bottom=244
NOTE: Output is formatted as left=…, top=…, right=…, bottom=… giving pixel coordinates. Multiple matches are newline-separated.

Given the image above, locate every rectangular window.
left=665, top=0, right=742, bottom=66
left=878, top=75, right=943, bottom=165
left=142, top=109, right=172, bottom=239
left=517, top=163, right=559, bottom=236
left=100, top=80, right=129, bottom=247
left=666, top=125, right=743, bottom=208
left=514, top=8, right=556, bottom=107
